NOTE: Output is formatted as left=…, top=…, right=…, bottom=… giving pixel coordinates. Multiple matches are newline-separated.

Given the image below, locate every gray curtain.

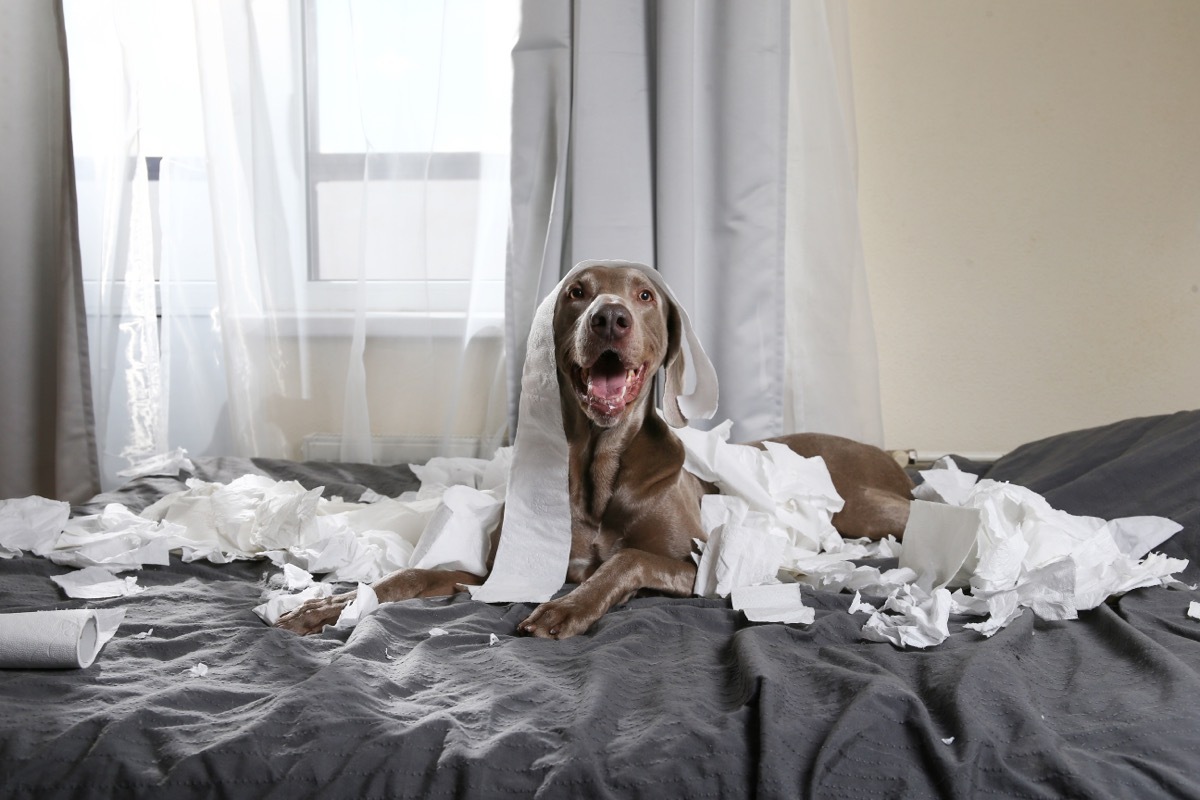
left=0, top=0, right=98, bottom=502
left=507, top=0, right=791, bottom=444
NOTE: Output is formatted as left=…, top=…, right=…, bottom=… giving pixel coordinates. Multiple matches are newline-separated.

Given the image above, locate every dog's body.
left=277, top=265, right=913, bottom=638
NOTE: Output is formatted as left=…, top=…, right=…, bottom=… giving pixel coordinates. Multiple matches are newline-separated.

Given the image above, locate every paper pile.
left=0, top=433, right=1188, bottom=644
left=679, top=437, right=1186, bottom=649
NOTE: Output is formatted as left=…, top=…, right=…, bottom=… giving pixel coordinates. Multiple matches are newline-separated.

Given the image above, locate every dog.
left=276, top=265, right=913, bottom=639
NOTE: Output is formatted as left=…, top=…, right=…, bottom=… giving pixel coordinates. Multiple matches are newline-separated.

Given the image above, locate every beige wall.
left=848, top=1, right=1200, bottom=456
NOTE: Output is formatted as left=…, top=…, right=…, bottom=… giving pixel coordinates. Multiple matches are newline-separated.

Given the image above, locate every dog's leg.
left=518, top=549, right=696, bottom=639
left=275, top=568, right=483, bottom=635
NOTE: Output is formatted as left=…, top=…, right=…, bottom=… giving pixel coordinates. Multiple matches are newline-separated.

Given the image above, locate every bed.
left=2, top=411, right=1199, bottom=798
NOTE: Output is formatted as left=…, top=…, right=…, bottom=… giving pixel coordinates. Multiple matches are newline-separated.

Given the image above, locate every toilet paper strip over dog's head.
left=468, top=260, right=718, bottom=603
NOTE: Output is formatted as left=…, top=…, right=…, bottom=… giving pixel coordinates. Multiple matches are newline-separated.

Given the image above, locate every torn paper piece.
left=51, top=566, right=144, bottom=599
left=0, top=496, right=70, bottom=558
left=410, top=447, right=514, bottom=496
left=675, top=421, right=844, bottom=553
left=1189, top=601, right=1200, bottom=621
left=861, top=586, right=952, bottom=649
left=489, top=633, right=500, bottom=646
left=189, top=663, right=209, bottom=677
left=899, top=501, right=981, bottom=590
left=253, top=582, right=334, bottom=626
left=0, top=607, right=125, bottom=669
left=731, top=583, right=815, bottom=624
left=913, top=456, right=978, bottom=506
left=117, top=447, right=195, bottom=479
left=358, top=488, right=387, bottom=504
left=428, top=627, right=449, bottom=637
left=848, top=591, right=875, bottom=614
left=1104, top=516, right=1184, bottom=561
left=278, top=563, right=314, bottom=591
left=410, top=485, right=503, bottom=575
left=92, top=608, right=125, bottom=653
left=693, top=495, right=787, bottom=598
left=132, top=628, right=154, bottom=640
left=49, top=504, right=180, bottom=570
left=333, top=582, right=379, bottom=629
left=942, top=737, right=955, bottom=745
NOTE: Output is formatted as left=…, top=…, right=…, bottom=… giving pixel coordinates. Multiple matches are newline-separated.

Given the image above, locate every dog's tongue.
left=588, top=353, right=628, bottom=400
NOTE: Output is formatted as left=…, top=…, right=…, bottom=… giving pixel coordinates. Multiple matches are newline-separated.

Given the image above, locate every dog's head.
left=552, top=265, right=683, bottom=429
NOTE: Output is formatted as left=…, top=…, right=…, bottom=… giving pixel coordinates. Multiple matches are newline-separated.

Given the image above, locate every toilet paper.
left=0, top=608, right=125, bottom=669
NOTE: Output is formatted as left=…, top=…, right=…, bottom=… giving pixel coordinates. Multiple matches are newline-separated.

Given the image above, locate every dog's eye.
left=639, top=289, right=654, bottom=302
left=568, top=286, right=585, bottom=300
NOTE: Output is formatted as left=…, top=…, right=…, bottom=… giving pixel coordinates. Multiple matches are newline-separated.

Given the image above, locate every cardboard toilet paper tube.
left=0, top=609, right=102, bottom=669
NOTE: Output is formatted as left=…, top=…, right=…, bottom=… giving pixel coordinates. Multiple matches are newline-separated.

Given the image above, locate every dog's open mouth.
left=574, top=351, right=647, bottom=422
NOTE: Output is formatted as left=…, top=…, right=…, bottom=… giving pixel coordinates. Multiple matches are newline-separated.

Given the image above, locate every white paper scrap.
left=51, top=566, right=144, bottom=599
left=189, top=662, right=209, bottom=677
left=899, top=501, right=981, bottom=590
left=428, top=627, right=449, bottom=637
left=410, top=485, right=502, bottom=574
left=848, top=591, right=875, bottom=615
left=0, top=496, right=70, bottom=557
left=731, top=583, right=815, bottom=624
left=693, top=495, right=788, bottom=598
left=1188, top=601, right=1200, bottom=621
left=253, top=582, right=335, bottom=625
left=861, top=585, right=952, bottom=649
left=332, top=583, right=379, bottom=630
left=488, top=633, right=500, bottom=646
left=913, top=456, right=978, bottom=506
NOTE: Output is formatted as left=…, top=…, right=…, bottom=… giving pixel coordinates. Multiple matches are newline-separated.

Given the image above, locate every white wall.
left=848, top=0, right=1200, bottom=455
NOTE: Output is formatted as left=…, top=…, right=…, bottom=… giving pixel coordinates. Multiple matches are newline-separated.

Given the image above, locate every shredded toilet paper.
left=3, top=440, right=1186, bottom=642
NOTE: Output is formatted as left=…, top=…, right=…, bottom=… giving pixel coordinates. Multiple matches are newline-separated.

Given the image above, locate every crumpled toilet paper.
left=0, top=608, right=125, bottom=669
left=51, top=567, right=144, bottom=599
left=892, top=457, right=1186, bottom=640
left=0, top=496, right=71, bottom=558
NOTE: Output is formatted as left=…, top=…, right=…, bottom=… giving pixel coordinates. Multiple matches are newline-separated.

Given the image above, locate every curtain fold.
left=65, top=0, right=516, bottom=490
left=508, top=0, right=880, bottom=445
left=0, top=0, right=99, bottom=503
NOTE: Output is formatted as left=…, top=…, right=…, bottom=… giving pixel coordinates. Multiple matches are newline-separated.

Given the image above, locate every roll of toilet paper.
left=0, top=608, right=123, bottom=669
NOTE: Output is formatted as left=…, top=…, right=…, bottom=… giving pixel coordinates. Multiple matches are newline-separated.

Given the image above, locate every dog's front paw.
left=518, top=596, right=601, bottom=640
left=275, top=591, right=355, bottom=636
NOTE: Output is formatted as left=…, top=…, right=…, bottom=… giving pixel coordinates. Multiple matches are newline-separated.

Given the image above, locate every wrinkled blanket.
left=1, top=413, right=1199, bottom=798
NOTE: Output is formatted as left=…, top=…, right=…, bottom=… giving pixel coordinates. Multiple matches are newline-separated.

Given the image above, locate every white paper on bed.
left=51, top=566, right=144, bottom=599
left=894, top=460, right=1187, bottom=639
left=0, top=607, right=125, bottom=669
left=469, top=260, right=718, bottom=604
left=860, top=585, right=953, bottom=648
left=0, top=496, right=71, bottom=558
left=731, top=583, right=815, bottom=624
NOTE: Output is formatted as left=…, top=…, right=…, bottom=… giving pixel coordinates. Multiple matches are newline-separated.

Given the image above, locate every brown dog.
left=276, top=266, right=913, bottom=638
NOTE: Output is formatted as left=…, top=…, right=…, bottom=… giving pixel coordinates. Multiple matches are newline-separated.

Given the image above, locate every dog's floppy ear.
left=662, top=300, right=688, bottom=427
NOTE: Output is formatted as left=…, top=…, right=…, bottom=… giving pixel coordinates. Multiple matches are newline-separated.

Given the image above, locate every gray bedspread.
left=2, top=412, right=1199, bottom=798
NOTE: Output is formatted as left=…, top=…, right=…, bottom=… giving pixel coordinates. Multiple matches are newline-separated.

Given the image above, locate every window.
left=303, top=0, right=518, bottom=316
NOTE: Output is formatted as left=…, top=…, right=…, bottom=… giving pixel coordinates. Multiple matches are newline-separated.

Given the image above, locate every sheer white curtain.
left=64, top=0, right=517, bottom=490
left=508, top=0, right=883, bottom=446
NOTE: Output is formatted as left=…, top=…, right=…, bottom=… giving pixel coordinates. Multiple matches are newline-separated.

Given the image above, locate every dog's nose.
left=590, top=302, right=631, bottom=341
